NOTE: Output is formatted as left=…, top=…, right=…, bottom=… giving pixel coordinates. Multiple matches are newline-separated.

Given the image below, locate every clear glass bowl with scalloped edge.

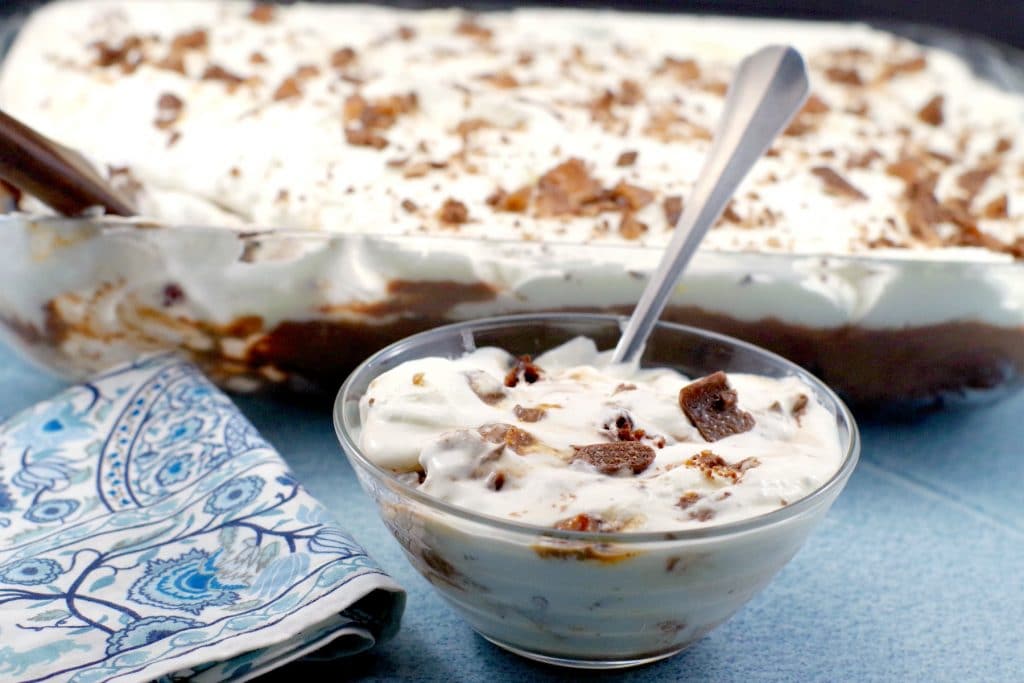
left=333, top=313, right=859, bottom=669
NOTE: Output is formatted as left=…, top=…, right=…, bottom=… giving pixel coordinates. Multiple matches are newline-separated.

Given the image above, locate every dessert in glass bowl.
left=0, top=1, right=1022, bottom=410
left=335, top=314, right=859, bottom=667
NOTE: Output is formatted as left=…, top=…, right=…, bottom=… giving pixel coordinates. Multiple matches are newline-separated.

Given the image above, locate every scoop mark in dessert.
left=678, top=371, right=756, bottom=442
left=571, top=441, right=656, bottom=475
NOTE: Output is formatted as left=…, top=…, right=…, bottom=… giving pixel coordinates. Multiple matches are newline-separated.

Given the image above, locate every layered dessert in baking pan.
left=0, top=0, right=1022, bottom=407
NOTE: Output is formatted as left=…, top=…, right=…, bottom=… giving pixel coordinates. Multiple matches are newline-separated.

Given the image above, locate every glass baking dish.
left=1, top=4, right=1022, bottom=413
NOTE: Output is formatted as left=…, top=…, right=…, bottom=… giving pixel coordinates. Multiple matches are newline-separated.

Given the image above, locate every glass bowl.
left=338, top=313, right=860, bottom=669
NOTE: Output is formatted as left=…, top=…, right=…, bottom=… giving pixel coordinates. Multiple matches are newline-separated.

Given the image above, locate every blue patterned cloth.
left=0, top=355, right=404, bottom=682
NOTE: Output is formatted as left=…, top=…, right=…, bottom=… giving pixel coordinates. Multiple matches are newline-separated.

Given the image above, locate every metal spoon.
left=611, top=45, right=809, bottom=364
left=0, top=108, right=135, bottom=217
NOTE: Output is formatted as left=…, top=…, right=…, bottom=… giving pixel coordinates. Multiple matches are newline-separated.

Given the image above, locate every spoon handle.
left=0, top=108, right=135, bottom=217
left=611, top=45, right=809, bottom=364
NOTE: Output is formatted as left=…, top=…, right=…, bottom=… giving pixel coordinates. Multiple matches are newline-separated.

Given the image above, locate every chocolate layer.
left=5, top=280, right=1021, bottom=412
left=244, top=305, right=1023, bottom=410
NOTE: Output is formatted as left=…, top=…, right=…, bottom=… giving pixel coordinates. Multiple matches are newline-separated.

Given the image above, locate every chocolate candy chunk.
left=685, top=449, right=760, bottom=482
left=678, top=371, right=755, bottom=442
left=513, top=404, right=546, bottom=422
left=554, top=513, right=617, bottom=532
left=572, top=441, right=655, bottom=475
left=504, top=354, right=543, bottom=387
left=479, top=423, right=536, bottom=452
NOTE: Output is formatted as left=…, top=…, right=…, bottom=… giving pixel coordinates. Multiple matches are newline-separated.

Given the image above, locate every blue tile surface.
left=2, top=347, right=1021, bottom=682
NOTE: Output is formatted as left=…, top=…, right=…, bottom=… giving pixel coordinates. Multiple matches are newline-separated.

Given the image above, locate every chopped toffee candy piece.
left=465, top=370, right=506, bottom=405
left=154, top=92, right=184, bottom=129
left=487, top=185, right=532, bottom=212
left=572, top=441, right=655, bottom=475
left=984, top=194, right=1009, bottom=219
left=400, top=198, right=418, bottom=213
left=658, top=56, right=701, bottom=81
left=438, top=198, right=470, bottom=225
left=201, top=64, right=246, bottom=87
left=824, top=66, right=863, bottom=86
left=514, top=404, right=546, bottom=422
left=554, top=513, right=614, bottom=532
left=811, top=166, right=867, bottom=200
left=479, top=423, right=537, bottom=451
left=504, top=354, right=543, bottom=387
left=344, top=92, right=419, bottom=130
left=485, top=470, right=506, bottom=491
left=272, top=77, right=302, bottom=101
left=619, top=212, right=648, bottom=239
left=917, top=94, right=944, bottom=126
left=603, top=412, right=652, bottom=442
left=478, top=71, right=519, bottom=89
left=878, top=55, right=927, bottom=81
left=791, top=393, right=809, bottom=423
left=248, top=3, right=276, bottom=23
left=345, top=127, right=388, bottom=149
left=455, top=17, right=493, bottom=41
left=957, top=166, right=996, bottom=201
left=171, top=28, right=208, bottom=52
left=678, top=371, right=756, bottom=442
left=331, top=46, right=357, bottom=69
left=535, top=158, right=604, bottom=218
left=689, top=508, right=715, bottom=522
left=685, top=449, right=760, bottom=482
left=677, top=491, right=701, bottom=509
left=662, top=195, right=684, bottom=226
left=610, top=181, right=655, bottom=211
left=616, top=150, right=638, bottom=166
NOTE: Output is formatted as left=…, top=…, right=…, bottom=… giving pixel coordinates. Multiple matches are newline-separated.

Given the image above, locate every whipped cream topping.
left=1, top=1, right=1022, bottom=259
left=357, top=337, right=844, bottom=532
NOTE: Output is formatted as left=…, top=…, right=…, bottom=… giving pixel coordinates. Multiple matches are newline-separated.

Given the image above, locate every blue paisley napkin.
left=0, top=355, right=404, bottom=682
